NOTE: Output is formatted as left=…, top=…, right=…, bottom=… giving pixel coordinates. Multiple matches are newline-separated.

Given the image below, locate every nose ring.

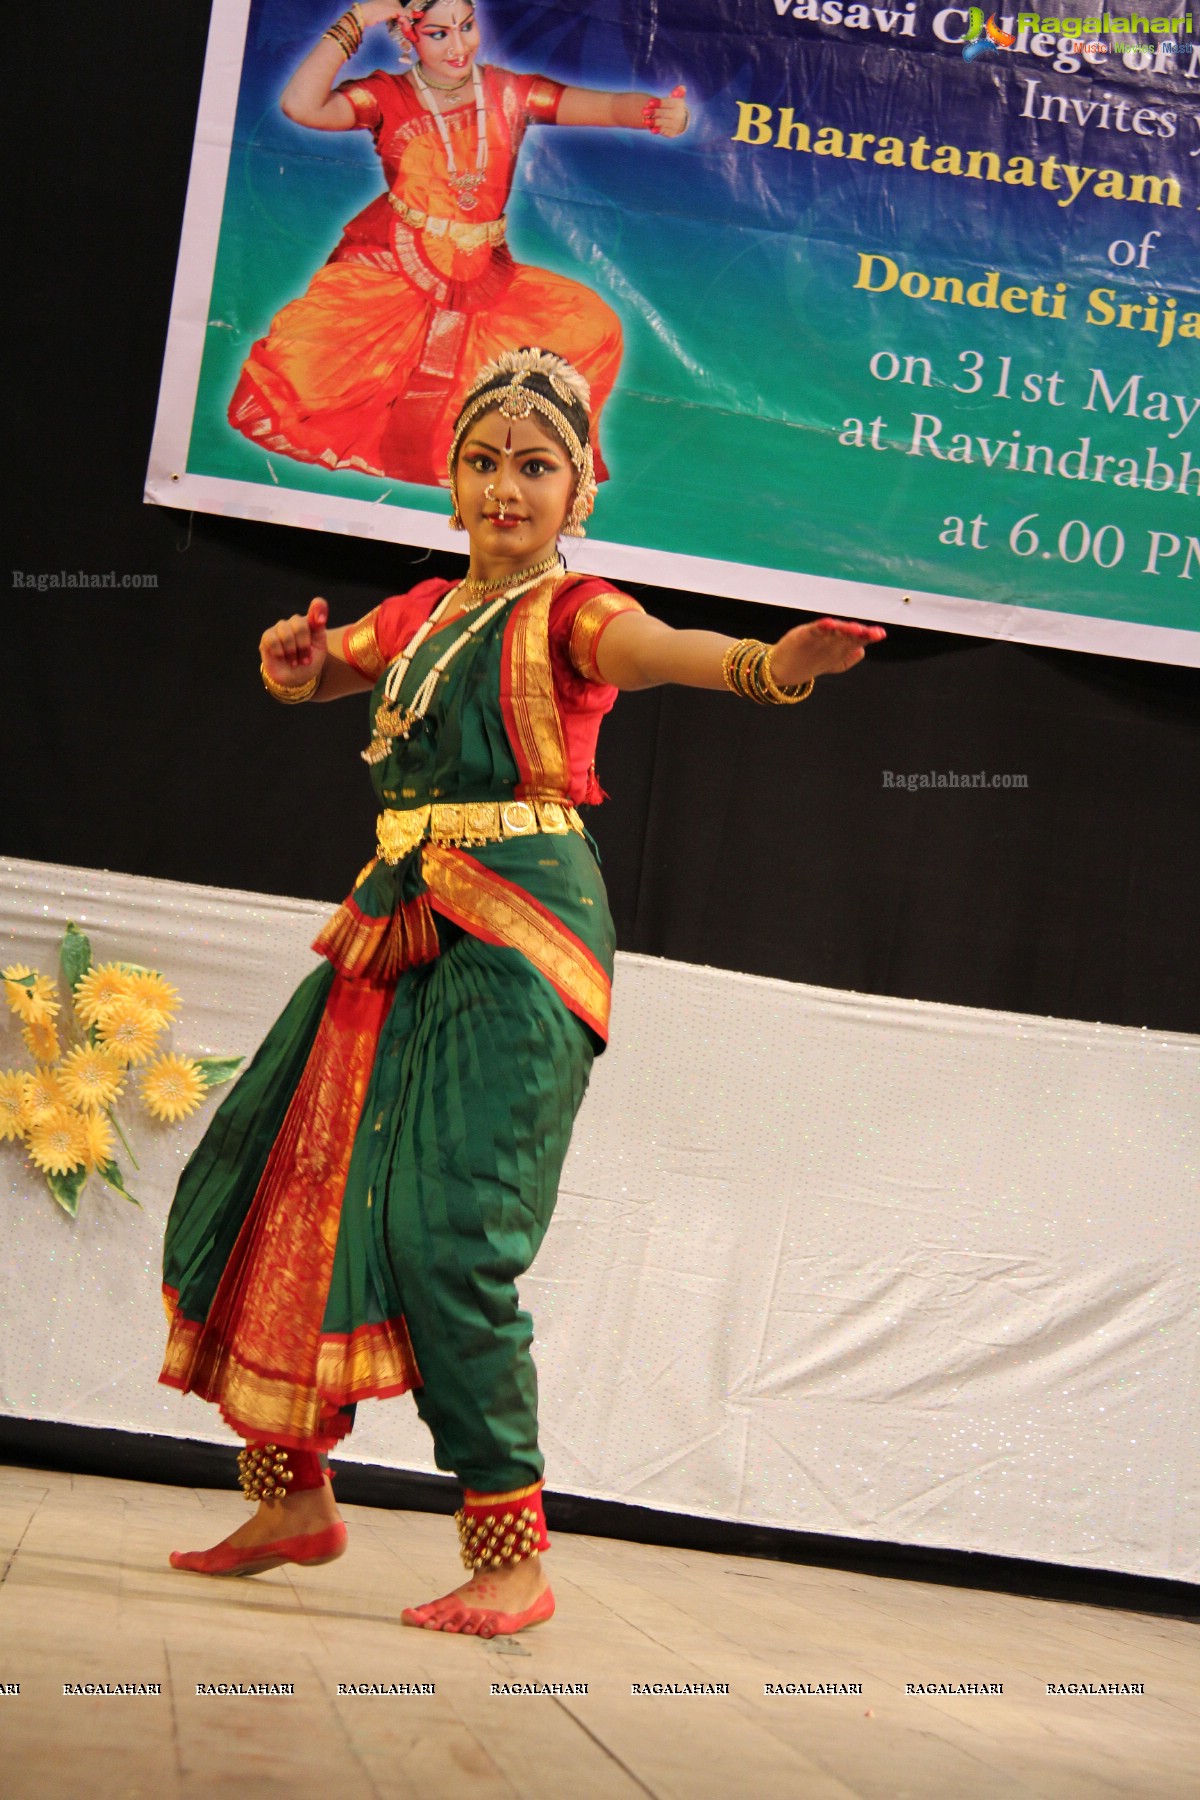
left=485, top=482, right=509, bottom=521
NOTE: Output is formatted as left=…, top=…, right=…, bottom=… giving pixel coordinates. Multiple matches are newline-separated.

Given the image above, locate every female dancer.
left=228, top=0, right=689, bottom=485
left=165, top=347, right=884, bottom=1637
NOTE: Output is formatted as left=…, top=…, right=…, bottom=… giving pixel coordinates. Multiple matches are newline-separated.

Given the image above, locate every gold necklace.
left=461, top=550, right=563, bottom=600
left=416, top=68, right=473, bottom=93
left=414, top=64, right=488, bottom=209
left=363, top=559, right=562, bottom=763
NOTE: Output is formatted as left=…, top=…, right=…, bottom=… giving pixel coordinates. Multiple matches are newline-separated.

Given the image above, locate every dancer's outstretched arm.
left=557, top=85, right=689, bottom=137
left=594, top=611, right=886, bottom=693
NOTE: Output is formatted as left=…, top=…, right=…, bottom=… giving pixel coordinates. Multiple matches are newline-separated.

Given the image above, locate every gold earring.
left=562, top=446, right=597, bottom=538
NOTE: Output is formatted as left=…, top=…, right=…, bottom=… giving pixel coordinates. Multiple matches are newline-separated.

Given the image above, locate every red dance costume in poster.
left=229, top=64, right=623, bottom=484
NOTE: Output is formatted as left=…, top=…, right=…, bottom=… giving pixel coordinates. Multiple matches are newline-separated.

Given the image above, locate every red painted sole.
left=169, top=1520, right=348, bottom=1577
left=400, top=1585, right=555, bottom=1637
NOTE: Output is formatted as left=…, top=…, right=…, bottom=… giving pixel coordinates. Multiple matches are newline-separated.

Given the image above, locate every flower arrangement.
left=1, top=923, right=242, bottom=1216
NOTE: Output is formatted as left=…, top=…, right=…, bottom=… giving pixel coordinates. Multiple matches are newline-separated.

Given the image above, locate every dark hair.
left=392, top=0, right=471, bottom=30
left=452, top=350, right=591, bottom=455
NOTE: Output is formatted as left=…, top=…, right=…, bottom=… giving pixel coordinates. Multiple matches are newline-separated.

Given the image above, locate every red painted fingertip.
left=671, top=85, right=686, bottom=96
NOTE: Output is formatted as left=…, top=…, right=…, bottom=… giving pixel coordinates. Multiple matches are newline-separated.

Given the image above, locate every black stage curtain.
left=7, top=2, right=1199, bottom=1035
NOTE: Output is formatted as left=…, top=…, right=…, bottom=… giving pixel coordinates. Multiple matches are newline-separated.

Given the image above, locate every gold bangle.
left=721, top=638, right=762, bottom=699
left=261, top=661, right=321, bottom=704
left=722, top=638, right=772, bottom=704
left=329, top=6, right=364, bottom=52
left=760, top=647, right=814, bottom=705
left=721, top=638, right=813, bottom=706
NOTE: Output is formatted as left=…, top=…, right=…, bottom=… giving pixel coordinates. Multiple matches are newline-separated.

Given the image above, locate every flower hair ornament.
left=447, top=349, right=599, bottom=538
left=386, top=2, right=440, bottom=63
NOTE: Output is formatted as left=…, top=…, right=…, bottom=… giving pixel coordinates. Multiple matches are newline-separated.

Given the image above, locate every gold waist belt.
left=376, top=798, right=583, bottom=866
left=387, top=195, right=507, bottom=253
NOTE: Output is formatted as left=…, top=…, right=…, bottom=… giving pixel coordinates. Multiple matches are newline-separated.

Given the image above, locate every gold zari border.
left=338, top=81, right=382, bottom=128
left=422, top=844, right=610, bottom=1037
left=312, top=893, right=439, bottom=981
left=504, top=577, right=571, bottom=795
left=316, top=1319, right=420, bottom=1401
left=569, top=592, right=644, bottom=684
left=463, top=1479, right=544, bottom=1505
left=343, top=610, right=387, bottom=680
left=161, top=1306, right=419, bottom=1437
left=525, top=77, right=564, bottom=122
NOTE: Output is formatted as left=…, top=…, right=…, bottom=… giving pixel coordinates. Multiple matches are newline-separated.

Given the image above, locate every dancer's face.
left=413, top=3, right=480, bottom=81
left=457, top=412, right=578, bottom=558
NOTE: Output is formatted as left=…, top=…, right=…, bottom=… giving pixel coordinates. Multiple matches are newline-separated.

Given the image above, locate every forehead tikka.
left=449, top=381, right=587, bottom=474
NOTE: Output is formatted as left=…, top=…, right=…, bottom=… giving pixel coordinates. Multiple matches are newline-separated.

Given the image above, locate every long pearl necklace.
left=413, top=63, right=488, bottom=212
left=362, top=558, right=563, bottom=764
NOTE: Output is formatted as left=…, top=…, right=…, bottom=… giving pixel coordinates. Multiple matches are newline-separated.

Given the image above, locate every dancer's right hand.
left=260, top=598, right=329, bottom=686
left=645, top=86, right=690, bottom=137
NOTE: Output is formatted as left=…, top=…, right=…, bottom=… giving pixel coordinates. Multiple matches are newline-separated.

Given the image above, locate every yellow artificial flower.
left=140, top=1053, right=206, bottom=1123
left=22, top=1018, right=61, bottom=1064
left=96, top=997, right=162, bottom=1067
left=79, top=1109, right=116, bottom=1172
left=59, top=1043, right=125, bottom=1112
left=2, top=965, right=60, bottom=1025
left=124, top=970, right=180, bottom=1026
left=0, top=1071, right=28, bottom=1143
left=74, top=962, right=134, bottom=1029
left=26, top=1107, right=89, bottom=1176
left=22, top=1068, right=68, bottom=1125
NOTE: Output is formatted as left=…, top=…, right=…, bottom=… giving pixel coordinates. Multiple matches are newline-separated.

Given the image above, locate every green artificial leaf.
left=5, top=971, right=38, bottom=993
left=98, top=1159, right=141, bottom=1207
left=194, top=1056, right=244, bottom=1090
left=105, top=1107, right=140, bottom=1174
left=46, top=1165, right=87, bottom=1217
left=60, top=922, right=93, bottom=993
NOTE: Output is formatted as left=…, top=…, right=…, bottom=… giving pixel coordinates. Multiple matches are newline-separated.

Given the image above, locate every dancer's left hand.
left=645, top=86, right=690, bottom=137
left=769, top=618, right=887, bottom=685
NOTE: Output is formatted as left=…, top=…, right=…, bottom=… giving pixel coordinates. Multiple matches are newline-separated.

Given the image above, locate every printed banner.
left=147, top=1, right=1200, bottom=662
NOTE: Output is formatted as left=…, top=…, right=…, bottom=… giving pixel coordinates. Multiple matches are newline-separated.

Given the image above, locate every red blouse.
left=345, top=576, right=643, bottom=806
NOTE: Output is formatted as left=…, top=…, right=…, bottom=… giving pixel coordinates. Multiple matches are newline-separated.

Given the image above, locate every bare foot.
left=402, top=1556, right=553, bottom=1635
left=170, top=1478, right=345, bottom=1574
left=216, top=1482, right=341, bottom=1551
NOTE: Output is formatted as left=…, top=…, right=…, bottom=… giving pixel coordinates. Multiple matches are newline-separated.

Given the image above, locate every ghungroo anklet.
left=455, top=1483, right=550, bottom=1570
left=237, top=1443, right=294, bottom=1502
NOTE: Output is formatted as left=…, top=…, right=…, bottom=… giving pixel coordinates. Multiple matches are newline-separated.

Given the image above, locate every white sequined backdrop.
left=1, top=857, right=1196, bottom=1580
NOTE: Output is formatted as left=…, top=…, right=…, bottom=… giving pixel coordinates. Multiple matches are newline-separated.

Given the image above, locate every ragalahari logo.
left=962, top=8, right=1019, bottom=54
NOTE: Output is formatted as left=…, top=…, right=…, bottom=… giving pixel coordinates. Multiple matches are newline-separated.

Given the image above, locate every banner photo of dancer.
left=148, top=1, right=1199, bottom=662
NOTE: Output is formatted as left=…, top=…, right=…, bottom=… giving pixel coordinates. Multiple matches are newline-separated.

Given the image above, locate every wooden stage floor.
left=0, top=1464, right=1195, bottom=1798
